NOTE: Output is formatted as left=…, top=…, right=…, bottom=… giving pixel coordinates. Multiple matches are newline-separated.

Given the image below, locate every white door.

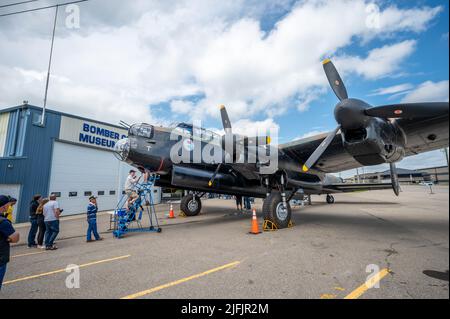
left=0, top=184, right=21, bottom=222
left=49, top=141, right=133, bottom=216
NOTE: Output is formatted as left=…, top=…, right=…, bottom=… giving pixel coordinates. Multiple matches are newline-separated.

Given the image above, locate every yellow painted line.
left=344, top=268, right=390, bottom=299
left=3, top=255, right=130, bottom=285
left=122, top=261, right=241, bottom=299
left=320, top=293, right=337, bottom=299
left=11, top=251, right=46, bottom=258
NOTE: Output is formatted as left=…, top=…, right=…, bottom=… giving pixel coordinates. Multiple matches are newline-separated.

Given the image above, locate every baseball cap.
left=89, top=195, right=97, bottom=200
left=129, top=169, right=136, bottom=173
left=0, top=195, right=10, bottom=207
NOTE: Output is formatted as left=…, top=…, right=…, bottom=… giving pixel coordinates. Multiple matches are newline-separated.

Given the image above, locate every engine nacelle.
left=341, top=118, right=406, bottom=166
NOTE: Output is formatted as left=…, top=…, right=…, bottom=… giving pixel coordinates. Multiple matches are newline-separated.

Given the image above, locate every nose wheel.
left=326, top=194, right=335, bottom=204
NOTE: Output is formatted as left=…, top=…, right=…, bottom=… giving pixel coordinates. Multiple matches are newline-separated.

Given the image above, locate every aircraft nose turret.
left=114, top=138, right=130, bottom=161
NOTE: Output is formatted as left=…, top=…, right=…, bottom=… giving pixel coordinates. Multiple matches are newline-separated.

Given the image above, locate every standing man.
left=0, top=195, right=20, bottom=290
left=235, top=195, right=243, bottom=211
left=86, top=196, right=102, bottom=242
left=43, top=194, right=61, bottom=251
left=27, top=194, right=42, bottom=248
left=124, top=169, right=139, bottom=196
left=243, top=196, right=252, bottom=211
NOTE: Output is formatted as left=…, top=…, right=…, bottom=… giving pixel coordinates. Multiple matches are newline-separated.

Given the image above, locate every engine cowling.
left=341, top=118, right=406, bottom=166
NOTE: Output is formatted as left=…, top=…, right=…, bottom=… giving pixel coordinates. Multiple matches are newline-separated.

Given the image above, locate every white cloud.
left=0, top=0, right=443, bottom=125
left=170, top=100, right=195, bottom=115
left=401, top=80, right=449, bottom=103
left=370, top=5, right=443, bottom=35
left=369, top=83, right=414, bottom=96
left=336, top=40, right=417, bottom=80
left=231, top=118, right=280, bottom=138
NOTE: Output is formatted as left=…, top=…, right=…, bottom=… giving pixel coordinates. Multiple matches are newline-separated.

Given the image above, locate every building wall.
left=0, top=108, right=61, bottom=222
left=416, top=166, right=449, bottom=184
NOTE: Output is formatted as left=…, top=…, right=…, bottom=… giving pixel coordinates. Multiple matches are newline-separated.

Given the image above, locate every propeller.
left=220, top=105, right=232, bottom=134
left=302, top=59, right=449, bottom=172
left=390, top=162, right=400, bottom=196
left=218, top=105, right=270, bottom=152
left=322, top=59, right=348, bottom=101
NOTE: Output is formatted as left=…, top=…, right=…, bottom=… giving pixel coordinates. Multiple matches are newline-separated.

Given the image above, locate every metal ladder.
left=112, top=174, right=162, bottom=238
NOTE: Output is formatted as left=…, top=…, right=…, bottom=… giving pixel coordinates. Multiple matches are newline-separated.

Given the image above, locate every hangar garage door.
left=48, top=141, right=130, bottom=216
left=0, top=184, right=21, bottom=222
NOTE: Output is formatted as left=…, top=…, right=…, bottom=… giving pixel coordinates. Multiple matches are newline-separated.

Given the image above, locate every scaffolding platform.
left=112, top=175, right=161, bottom=238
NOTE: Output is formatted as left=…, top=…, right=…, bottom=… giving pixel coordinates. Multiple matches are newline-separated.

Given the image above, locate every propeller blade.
left=365, top=102, right=449, bottom=119
left=302, top=125, right=341, bottom=172
left=323, top=59, right=348, bottom=101
left=219, top=105, right=232, bottom=134
left=390, top=162, right=400, bottom=196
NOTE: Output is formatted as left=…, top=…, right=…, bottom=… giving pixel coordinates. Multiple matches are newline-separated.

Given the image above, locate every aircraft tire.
left=262, top=192, right=291, bottom=229
left=180, top=194, right=202, bottom=216
left=326, top=194, right=335, bottom=204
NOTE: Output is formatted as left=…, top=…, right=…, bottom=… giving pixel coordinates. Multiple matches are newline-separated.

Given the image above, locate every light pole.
left=41, top=5, right=59, bottom=126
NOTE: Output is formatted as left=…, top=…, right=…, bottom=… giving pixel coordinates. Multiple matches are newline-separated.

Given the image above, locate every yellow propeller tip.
left=302, top=165, right=309, bottom=172
left=322, top=59, right=331, bottom=65
left=266, top=136, right=271, bottom=144
left=208, top=181, right=212, bottom=187
left=219, top=105, right=225, bottom=109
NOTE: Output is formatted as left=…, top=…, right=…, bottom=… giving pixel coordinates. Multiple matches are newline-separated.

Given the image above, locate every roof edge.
left=0, top=104, right=127, bottom=131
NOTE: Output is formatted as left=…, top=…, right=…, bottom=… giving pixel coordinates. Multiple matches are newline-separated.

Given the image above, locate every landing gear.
left=180, top=194, right=202, bottom=216
left=263, top=192, right=292, bottom=229
left=326, top=194, right=335, bottom=204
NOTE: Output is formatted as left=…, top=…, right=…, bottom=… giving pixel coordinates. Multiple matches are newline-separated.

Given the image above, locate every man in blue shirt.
left=86, top=196, right=102, bottom=242
left=0, top=195, right=20, bottom=290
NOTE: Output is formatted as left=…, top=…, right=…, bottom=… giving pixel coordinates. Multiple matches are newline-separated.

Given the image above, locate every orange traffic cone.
left=168, top=204, right=175, bottom=219
left=249, top=209, right=261, bottom=234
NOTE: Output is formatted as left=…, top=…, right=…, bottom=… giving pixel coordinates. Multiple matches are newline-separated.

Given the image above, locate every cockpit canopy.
left=129, top=123, right=153, bottom=139
left=173, top=122, right=220, bottom=142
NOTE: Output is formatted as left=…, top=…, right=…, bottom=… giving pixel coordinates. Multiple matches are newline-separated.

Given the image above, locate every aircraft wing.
left=321, top=183, right=395, bottom=193
left=280, top=114, right=449, bottom=173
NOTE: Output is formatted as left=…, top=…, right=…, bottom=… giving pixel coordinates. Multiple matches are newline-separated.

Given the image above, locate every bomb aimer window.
left=129, top=124, right=153, bottom=138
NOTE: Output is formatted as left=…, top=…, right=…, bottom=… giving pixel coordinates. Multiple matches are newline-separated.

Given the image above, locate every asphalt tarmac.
left=2, top=185, right=448, bottom=299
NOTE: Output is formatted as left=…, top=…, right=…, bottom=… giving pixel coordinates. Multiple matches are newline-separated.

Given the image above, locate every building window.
left=84, top=191, right=92, bottom=196
left=69, top=192, right=77, bottom=197
left=32, top=112, right=43, bottom=126
left=51, top=192, right=61, bottom=198
left=109, top=190, right=116, bottom=195
left=98, top=191, right=105, bottom=196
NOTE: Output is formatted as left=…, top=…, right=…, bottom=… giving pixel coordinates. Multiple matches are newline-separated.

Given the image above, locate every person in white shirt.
left=43, top=194, right=62, bottom=250
left=124, top=170, right=139, bottom=195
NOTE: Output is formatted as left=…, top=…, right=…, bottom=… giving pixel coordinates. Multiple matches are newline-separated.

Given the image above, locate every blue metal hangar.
left=0, top=103, right=161, bottom=223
